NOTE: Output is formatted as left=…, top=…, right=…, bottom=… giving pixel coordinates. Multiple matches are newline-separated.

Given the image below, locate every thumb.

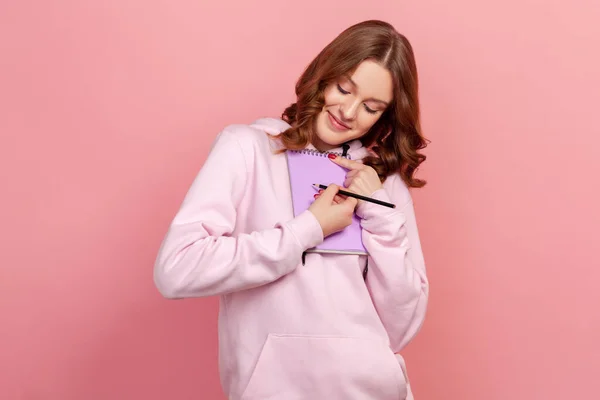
left=340, top=194, right=358, bottom=209
left=319, top=184, right=340, bottom=202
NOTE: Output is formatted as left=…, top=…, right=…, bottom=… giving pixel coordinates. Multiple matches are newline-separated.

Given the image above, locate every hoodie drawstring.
left=341, top=143, right=350, bottom=158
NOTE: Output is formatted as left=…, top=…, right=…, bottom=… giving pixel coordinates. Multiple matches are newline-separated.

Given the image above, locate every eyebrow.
left=343, top=75, right=390, bottom=107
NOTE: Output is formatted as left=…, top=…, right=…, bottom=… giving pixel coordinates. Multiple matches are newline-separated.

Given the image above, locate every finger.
left=318, top=183, right=340, bottom=202
left=341, top=195, right=358, bottom=209
left=333, top=194, right=344, bottom=204
left=328, top=154, right=363, bottom=170
left=346, top=169, right=359, bottom=178
left=344, top=171, right=360, bottom=188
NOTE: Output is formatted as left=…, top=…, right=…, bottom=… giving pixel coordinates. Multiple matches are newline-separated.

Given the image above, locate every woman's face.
left=313, top=59, right=393, bottom=151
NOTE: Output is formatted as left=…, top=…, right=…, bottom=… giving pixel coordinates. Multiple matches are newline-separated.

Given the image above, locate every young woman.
left=154, top=20, right=429, bottom=400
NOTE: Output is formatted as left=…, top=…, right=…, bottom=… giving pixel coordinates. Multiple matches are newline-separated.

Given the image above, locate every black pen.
left=312, top=184, right=396, bottom=208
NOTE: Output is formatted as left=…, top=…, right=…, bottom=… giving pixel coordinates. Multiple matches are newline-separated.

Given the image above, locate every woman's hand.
left=328, top=154, right=382, bottom=205
left=308, top=184, right=357, bottom=237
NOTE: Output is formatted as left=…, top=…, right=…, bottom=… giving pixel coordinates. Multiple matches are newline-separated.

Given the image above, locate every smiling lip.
left=327, top=111, right=351, bottom=131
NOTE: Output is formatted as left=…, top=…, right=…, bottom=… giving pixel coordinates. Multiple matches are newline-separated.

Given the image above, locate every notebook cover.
left=285, top=149, right=368, bottom=255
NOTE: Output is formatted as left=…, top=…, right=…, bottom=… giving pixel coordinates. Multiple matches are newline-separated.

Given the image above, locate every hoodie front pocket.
left=240, top=334, right=407, bottom=400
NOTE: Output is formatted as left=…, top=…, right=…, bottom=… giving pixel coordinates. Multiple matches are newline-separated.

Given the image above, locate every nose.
left=339, top=97, right=359, bottom=121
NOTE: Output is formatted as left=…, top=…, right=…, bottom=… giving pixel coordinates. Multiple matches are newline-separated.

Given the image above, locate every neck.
left=311, top=136, right=335, bottom=152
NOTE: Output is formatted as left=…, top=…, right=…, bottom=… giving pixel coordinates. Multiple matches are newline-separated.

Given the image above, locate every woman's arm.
left=153, top=127, right=323, bottom=299
left=357, top=174, right=429, bottom=352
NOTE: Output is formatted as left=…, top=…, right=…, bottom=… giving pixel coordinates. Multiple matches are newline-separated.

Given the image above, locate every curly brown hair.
left=277, top=20, right=429, bottom=188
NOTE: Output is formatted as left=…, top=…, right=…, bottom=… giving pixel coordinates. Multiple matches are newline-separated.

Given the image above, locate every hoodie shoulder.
left=383, top=172, right=412, bottom=208
left=220, top=118, right=289, bottom=143
left=216, top=118, right=289, bottom=159
left=250, top=117, right=291, bottom=136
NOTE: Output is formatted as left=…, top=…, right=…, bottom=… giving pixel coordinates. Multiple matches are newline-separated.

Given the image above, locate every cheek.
left=323, top=87, right=342, bottom=106
left=317, top=111, right=327, bottom=127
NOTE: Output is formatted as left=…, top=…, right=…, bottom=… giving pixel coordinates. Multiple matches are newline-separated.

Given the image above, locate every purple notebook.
left=285, top=148, right=368, bottom=255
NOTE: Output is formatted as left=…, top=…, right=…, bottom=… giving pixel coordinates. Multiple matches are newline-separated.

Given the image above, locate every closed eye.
left=364, top=104, right=378, bottom=114
left=337, top=84, right=350, bottom=95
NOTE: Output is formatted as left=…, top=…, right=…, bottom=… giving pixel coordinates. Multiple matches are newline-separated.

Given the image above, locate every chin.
left=317, top=131, right=342, bottom=144
left=314, top=131, right=344, bottom=150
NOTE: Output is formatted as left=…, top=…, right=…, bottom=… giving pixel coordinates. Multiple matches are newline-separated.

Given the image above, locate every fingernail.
left=314, top=194, right=319, bottom=198
left=327, top=153, right=336, bottom=159
left=318, top=189, right=324, bottom=193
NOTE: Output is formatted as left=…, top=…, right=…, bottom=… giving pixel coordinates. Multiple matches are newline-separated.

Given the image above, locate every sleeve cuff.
left=284, top=210, right=324, bottom=250
left=355, top=188, right=400, bottom=220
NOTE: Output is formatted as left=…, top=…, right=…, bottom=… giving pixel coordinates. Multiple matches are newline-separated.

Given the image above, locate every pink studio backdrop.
left=1, top=1, right=599, bottom=399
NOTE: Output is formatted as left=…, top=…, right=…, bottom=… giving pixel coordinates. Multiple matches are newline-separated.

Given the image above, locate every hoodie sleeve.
left=356, top=174, right=429, bottom=353
left=153, top=126, right=324, bottom=299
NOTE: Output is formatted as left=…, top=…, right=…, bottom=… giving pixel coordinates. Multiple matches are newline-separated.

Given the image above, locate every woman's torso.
left=217, top=119, right=408, bottom=400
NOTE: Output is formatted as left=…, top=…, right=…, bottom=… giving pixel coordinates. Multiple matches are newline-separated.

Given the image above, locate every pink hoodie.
left=154, top=117, right=428, bottom=400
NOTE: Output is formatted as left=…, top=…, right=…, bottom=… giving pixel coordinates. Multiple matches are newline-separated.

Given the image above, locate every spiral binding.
left=288, top=148, right=352, bottom=159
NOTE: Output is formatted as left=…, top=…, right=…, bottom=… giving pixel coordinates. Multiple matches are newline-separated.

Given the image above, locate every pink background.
left=2, top=1, right=599, bottom=399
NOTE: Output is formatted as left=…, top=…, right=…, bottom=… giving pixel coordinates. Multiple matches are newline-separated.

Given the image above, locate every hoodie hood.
left=250, top=117, right=372, bottom=161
